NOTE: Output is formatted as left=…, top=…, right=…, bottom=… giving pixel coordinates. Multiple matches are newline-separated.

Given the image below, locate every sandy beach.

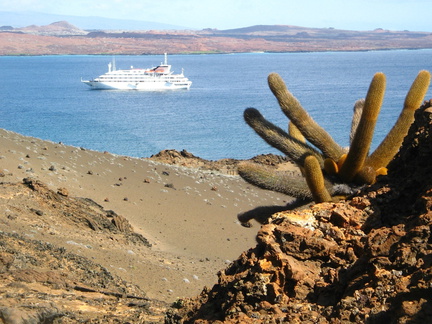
left=0, top=128, right=294, bottom=303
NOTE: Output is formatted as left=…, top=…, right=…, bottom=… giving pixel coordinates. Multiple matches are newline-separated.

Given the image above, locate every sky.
left=1, top=0, right=432, bottom=31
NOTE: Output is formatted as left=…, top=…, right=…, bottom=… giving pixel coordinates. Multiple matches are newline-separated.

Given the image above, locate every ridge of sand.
left=0, top=128, right=295, bottom=302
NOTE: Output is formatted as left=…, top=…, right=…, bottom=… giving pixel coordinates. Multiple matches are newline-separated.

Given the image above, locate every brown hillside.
left=1, top=23, right=432, bottom=55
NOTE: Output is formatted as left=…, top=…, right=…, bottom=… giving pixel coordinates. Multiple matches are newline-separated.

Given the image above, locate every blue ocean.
left=1, top=50, right=432, bottom=160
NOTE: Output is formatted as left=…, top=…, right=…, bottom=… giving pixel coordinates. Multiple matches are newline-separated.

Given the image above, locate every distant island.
left=1, top=21, right=432, bottom=55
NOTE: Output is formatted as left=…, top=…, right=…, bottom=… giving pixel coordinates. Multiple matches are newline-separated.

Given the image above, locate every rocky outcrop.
left=0, top=178, right=163, bottom=323
left=168, top=101, right=432, bottom=323
left=20, top=177, right=151, bottom=246
left=148, top=149, right=293, bottom=175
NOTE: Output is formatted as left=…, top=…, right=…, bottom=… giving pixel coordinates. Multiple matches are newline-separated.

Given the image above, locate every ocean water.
left=1, top=50, right=432, bottom=160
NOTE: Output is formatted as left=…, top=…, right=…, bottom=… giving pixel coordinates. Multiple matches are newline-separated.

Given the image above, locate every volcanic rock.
left=168, top=100, right=432, bottom=323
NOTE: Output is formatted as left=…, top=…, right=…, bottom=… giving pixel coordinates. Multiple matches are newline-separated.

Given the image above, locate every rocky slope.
left=0, top=178, right=165, bottom=323
left=167, top=100, right=432, bottom=323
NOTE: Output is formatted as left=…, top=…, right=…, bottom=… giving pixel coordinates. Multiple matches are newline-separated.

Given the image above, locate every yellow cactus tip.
left=375, top=72, right=386, bottom=79
left=268, top=72, right=279, bottom=80
left=376, top=167, right=388, bottom=176
left=419, top=70, right=431, bottom=78
left=337, top=154, right=347, bottom=169
left=324, top=158, right=339, bottom=175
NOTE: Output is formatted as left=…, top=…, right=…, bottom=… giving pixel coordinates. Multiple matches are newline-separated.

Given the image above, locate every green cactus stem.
left=267, top=72, right=345, bottom=162
left=289, top=121, right=306, bottom=144
left=366, top=70, right=431, bottom=170
left=350, top=99, right=365, bottom=145
left=244, top=108, right=324, bottom=166
left=303, top=155, right=332, bottom=203
left=237, top=161, right=314, bottom=200
left=338, top=72, right=386, bottom=183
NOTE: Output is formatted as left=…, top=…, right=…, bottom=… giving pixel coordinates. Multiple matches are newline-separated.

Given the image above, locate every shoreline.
left=2, top=47, right=432, bottom=57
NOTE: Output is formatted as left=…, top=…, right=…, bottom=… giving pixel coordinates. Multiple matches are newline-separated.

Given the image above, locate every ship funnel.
left=112, top=57, right=116, bottom=71
left=108, top=57, right=116, bottom=73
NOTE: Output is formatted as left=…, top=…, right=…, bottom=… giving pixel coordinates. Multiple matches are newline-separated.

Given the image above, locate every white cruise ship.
left=81, top=53, right=192, bottom=90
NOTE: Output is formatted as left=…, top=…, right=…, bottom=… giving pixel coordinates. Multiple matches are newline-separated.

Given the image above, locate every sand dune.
left=0, top=128, right=293, bottom=302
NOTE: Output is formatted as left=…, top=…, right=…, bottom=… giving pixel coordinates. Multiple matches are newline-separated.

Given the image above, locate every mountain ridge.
left=0, top=10, right=189, bottom=30
left=12, top=20, right=88, bottom=36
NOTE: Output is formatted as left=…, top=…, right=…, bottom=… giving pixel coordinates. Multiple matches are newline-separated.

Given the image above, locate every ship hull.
left=81, top=80, right=192, bottom=90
